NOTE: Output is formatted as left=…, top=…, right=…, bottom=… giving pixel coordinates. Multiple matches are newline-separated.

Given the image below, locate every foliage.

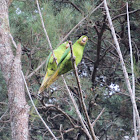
left=0, top=0, right=140, bottom=139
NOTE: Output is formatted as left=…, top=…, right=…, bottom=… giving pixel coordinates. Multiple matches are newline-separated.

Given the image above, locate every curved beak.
left=66, top=43, right=70, bottom=49
left=82, top=37, right=87, bottom=43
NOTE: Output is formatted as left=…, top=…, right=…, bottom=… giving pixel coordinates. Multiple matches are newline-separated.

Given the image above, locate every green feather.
left=47, top=35, right=88, bottom=86
left=58, top=35, right=88, bottom=74
left=38, top=41, right=70, bottom=94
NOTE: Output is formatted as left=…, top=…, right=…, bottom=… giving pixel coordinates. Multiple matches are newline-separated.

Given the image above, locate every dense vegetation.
left=0, top=0, right=140, bottom=139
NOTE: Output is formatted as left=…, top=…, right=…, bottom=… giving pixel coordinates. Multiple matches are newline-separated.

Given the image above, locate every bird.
left=38, top=41, right=70, bottom=94
left=38, top=35, right=88, bottom=94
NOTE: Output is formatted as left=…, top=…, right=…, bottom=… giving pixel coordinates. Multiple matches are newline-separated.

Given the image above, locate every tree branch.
left=69, top=41, right=96, bottom=140
left=36, top=0, right=58, bottom=64
left=62, top=0, right=84, bottom=15
left=61, top=76, right=92, bottom=139
left=43, top=104, right=77, bottom=128
left=41, top=103, right=89, bottom=135
left=91, top=18, right=106, bottom=86
left=112, top=9, right=140, bottom=21
left=104, top=0, right=140, bottom=134
left=92, top=108, right=105, bottom=127
left=126, top=2, right=138, bottom=139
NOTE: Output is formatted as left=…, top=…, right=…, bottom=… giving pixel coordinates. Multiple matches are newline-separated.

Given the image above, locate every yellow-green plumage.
left=45, top=35, right=88, bottom=88
left=38, top=41, right=70, bottom=94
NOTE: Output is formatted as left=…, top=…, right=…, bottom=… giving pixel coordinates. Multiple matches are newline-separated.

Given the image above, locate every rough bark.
left=0, top=1, right=29, bottom=140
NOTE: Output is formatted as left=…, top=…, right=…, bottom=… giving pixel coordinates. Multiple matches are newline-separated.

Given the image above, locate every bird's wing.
left=58, top=47, right=71, bottom=67
left=45, top=52, right=52, bottom=71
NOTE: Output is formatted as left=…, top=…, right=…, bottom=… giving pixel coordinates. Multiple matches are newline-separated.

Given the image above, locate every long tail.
left=38, top=69, right=60, bottom=94
left=46, top=68, right=60, bottom=88
left=38, top=72, right=50, bottom=94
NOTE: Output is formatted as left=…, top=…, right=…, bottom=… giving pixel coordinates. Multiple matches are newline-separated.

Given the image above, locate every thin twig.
left=117, top=91, right=140, bottom=102
left=0, top=109, right=9, bottom=121
left=9, top=33, right=57, bottom=140
left=126, top=2, right=135, bottom=99
left=26, top=59, right=46, bottom=79
left=104, top=0, right=140, bottom=132
left=36, top=0, right=58, bottom=64
left=58, top=1, right=104, bottom=46
left=62, top=76, right=92, bottom=139
left=63, top=0, right=84, bottom=15
left=112, top=9, right=140, bottom=21
left=126, top=2, right=138, bottom=139
left=22, top=71, right=57, bottom=140
left=92, top=108, right=105, bottom=127
left=84, top=56, right=95, bottom=63
left=42, top=104, right=88, bottom=138
left=60, top=124, right=64, bottom=140
left=44, top=104, right=77, bottom=128
left=69, top=41, right=96, bottom=140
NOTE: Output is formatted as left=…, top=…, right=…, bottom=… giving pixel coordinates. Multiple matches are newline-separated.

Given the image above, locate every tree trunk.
left=0, top=0, right=29, bottom=140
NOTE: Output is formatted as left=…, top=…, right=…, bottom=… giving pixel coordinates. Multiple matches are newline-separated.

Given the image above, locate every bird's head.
left=63, top=41, right=70, bottom=49
left=78, top=35, right=88, bottom=46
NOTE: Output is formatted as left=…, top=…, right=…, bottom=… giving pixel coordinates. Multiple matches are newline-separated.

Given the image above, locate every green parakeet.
left=38, top=41, right=70, bottom=94
left=39, top=35, right=88, bottom=92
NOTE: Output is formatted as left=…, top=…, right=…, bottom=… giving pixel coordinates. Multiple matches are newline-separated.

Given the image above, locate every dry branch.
left=104, top=0, right=140, bottom=134
left=44, top=104, right=77, bottom=128
left=62, top=0, right=84, bottom=15
left=22, top=71, right=57, bottom=140
left=126, top=2, right=138, bottom=139
left=69, top=41, right=96, bottom=140
left=42, top=103, right=87, bottom=134
left=36, top=0, right=58, bottom=64
left=92, top=108, right=105, bottom=127
left=112, top=9, right=140, bottom=21
left=62, top=76, right=92, bottom=139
